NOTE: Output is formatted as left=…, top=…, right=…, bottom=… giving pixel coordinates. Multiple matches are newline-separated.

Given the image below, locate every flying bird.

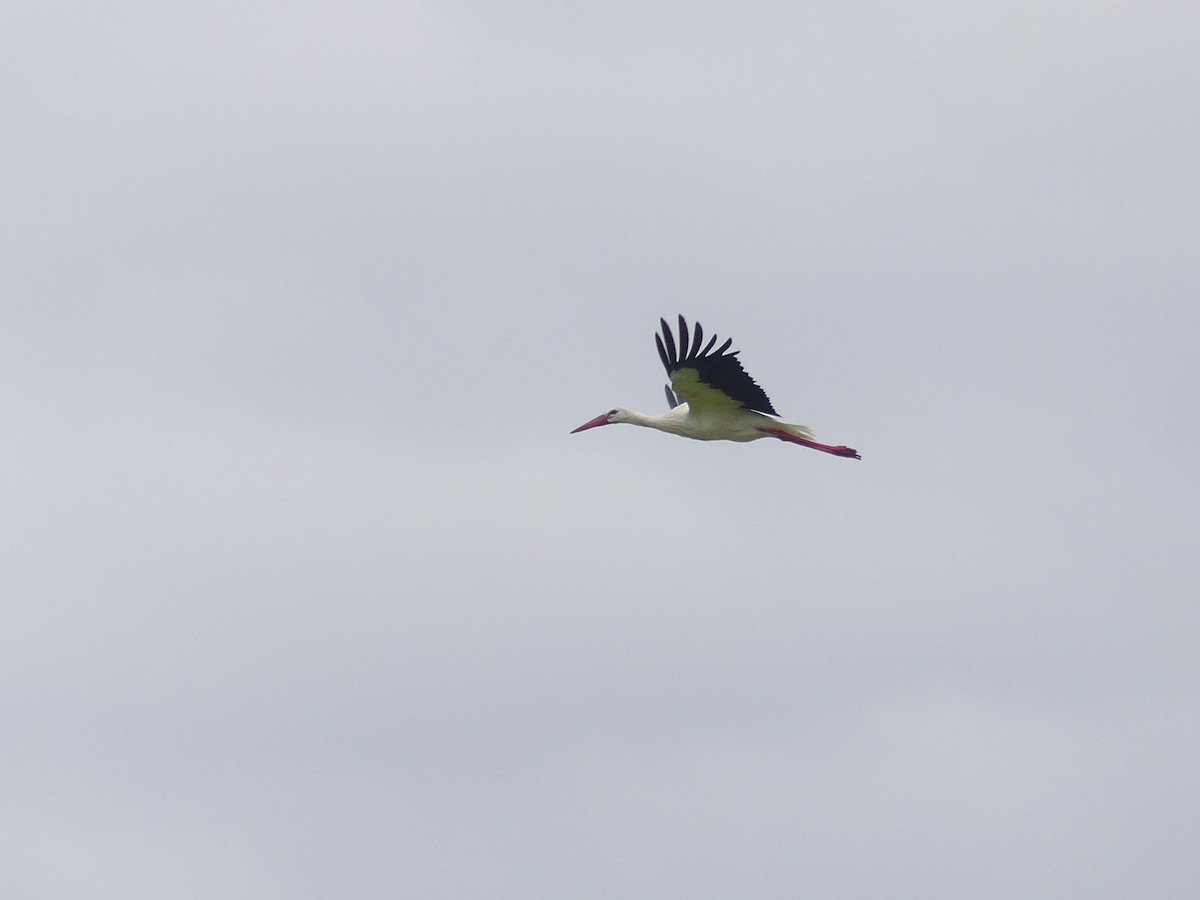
left=571, top=316, right=860, bottom=459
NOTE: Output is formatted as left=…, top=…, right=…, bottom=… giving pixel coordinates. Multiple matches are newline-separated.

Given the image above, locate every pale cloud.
left=3, top=1, right=1197, bottom=897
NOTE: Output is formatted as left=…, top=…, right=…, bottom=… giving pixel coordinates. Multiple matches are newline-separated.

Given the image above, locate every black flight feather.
left=658, top=319, right=676, bottom=369
left=655, top=333, right=669, bottom=372
left=655, top=316, right=778, bottom=416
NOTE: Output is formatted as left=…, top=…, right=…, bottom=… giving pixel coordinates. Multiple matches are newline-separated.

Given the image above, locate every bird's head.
left=570, top=407, right=632, bottom=433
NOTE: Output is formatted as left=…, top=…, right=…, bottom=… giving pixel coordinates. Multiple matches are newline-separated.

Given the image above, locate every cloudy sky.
left=4, top=1, right=1198, bottom=897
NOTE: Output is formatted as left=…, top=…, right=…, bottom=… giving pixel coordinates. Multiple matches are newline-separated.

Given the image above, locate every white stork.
left=571, top=316, right=860, bottom=459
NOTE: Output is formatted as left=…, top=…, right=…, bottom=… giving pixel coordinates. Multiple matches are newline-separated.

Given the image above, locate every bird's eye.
left=607, top=409, right=618, bottom=416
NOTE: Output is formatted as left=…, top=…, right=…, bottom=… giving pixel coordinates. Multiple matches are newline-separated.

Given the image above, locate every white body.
left=609, top=404, right=815, bottom=443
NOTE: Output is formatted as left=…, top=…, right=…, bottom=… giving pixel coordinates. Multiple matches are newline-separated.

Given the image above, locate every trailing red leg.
left=758, top=427, right=861, bottom=459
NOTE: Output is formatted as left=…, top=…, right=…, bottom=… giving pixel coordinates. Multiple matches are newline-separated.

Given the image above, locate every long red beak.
left=570, top=413, right=611, bottom=434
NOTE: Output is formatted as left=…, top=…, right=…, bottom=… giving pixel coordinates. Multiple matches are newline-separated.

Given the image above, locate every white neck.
left=622, top=406, right=691, bottom=436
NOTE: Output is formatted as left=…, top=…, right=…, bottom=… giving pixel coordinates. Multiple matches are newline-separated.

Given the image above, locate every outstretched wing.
left=654, top=315, right=778, bottom=416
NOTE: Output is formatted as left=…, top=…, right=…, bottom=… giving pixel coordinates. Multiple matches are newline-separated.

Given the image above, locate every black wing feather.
left=658, top=317, right=677, bottom=367
left=654, top=316, right=778, bottom=416
left=655, top=333, right=670, bottom=371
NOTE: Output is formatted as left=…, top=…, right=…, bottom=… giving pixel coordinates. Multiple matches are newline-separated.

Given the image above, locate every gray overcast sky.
left=3, top=1, right=1198, bottom=897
